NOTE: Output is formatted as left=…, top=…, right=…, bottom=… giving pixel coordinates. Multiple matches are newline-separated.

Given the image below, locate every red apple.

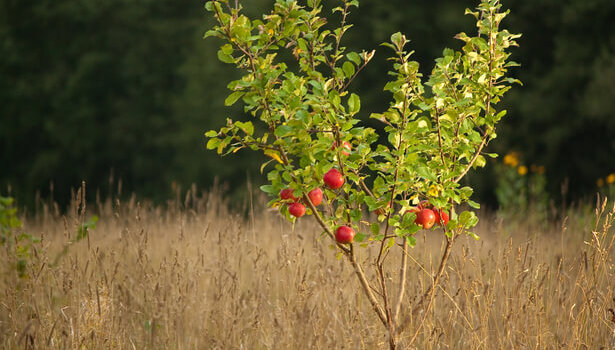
left=331, top=140, right=352, bottom=156
left=279, top=188, right=297, bottom=201
left=433, top=208, right=449, bottom=226
left=341, top=141, right=352, bottom=156
left=415, top=208, right=436, bottom=229
left=288, top=202, right=306, bottom=218
left=335, top=225, right=355, bottom=244
left=324, top=168, right=344, bottom=189
left=307, top=188, right=323, bottom=206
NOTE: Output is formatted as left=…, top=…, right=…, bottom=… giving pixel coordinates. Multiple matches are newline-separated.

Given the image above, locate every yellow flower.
left=503, top=152, right=520, bottom=167
left=427, top=184, right=439, bottom=197
left=517, top=165, right=528, bottom=176
left=597, top=178, right=605, bottom=188
left=607, top=173, right=615, bottom=185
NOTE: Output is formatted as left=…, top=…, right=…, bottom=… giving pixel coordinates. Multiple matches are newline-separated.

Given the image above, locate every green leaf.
left=470, top=37, right=488, bottom=51
left=348, top=93, right=360, bottom=115
left=206, top=138, right=221, bottom=150
left=204, top=130, right=218, bottom=138
left=459, top=211, right=478, bottom=228
left=235, top=121, right=254, bottom=136
left=217, top=49, right=235, bottom=64
left=390, top=32, right=406, bottom=50
left=346, top=52, right=361, bottom=66
left=225, top=91, right=245, bottom=106
left=416, top=166, right=437, bottom=182
left=405, top=235, right=416, bottom=247
left=364, top=196, right=377, bottom=211
left=474, top=155, right=486, bottom=168
left=386, top=238, right=395, bottom=249
left=371, top=223, right=380, bottom=236
left=342, top=61, right=355, bottom=78
left=493, top=110, right=507, bottom=122
left=274, top=125, right=293, bottom=138
left=203, top=29, right=219, bottom=39
left=230, top=15, right=251, bottom=41
left=260, top=185, right=275, bottom=195
left=459, top=186, right=473, bottom=198
left=354, top=232, right=366, bottom=243
left=468, top=200, right=480, bottom=209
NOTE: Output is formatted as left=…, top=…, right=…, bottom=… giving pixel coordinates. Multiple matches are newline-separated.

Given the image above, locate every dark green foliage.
left=0, top=0, right=209, bottom=205
left=497, top=0, right=615, bottom=201
left=0, top=0, right=613, bottom=208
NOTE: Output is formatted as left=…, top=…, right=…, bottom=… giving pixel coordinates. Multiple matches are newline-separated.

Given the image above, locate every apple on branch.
left=335, top=225, right=355, bottom=244
left=324, top=168, right=344, bottom=189
left=288, top=202, right=306, bottom=218
left=307, top=188, right=323, bottom=206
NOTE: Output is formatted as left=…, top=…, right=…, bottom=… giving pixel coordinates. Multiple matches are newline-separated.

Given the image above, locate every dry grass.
left=2, top=188, right=615, bottom=349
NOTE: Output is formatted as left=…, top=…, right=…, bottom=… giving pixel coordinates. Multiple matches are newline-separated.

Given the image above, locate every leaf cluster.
left=1, top=196, right=39, bottom=277
left=205, top=0, right=519, bottom=249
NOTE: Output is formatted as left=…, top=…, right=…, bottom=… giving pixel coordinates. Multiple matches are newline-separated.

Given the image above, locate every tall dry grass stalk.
left=1, top=188, right=615, bottom=349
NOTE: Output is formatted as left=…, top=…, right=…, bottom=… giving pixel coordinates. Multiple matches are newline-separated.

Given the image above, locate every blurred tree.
left=169, top=0, right=271, bottom=198
left=0, top=0, right=198, bottom=205
left=1, top=0, right=614, bottom=208
left=497, top=0, right=615, bottom=202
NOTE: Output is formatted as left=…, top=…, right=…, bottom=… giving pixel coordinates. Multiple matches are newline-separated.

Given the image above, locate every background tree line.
left=1, top=0, right=614, bottom=209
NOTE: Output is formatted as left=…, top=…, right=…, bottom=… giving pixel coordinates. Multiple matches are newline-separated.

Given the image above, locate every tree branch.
left=348, top=245, right=387, bottom=325
left=393, top=238, right=409, bottom=324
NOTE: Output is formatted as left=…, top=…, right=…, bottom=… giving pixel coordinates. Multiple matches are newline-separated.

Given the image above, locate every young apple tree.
left=204, top=0, right=520, bottom=348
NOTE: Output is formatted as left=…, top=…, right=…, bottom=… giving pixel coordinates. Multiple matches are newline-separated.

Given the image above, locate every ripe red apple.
left=335, top=225, right=355, bottom=244
left=324, top=168, right=344, bottom=189
left=433, top=208, right=449, bottom=226
left=331, top=140, right=352, bottom=156
left=415, top=208, right=436, bottom=229
left=341, top=141, right=352, bottom=156
left=279, top=188, right=297, bottom=201
left=307, top=188, right=323, bottom=206
left=288, top=202, right=306, bottom=218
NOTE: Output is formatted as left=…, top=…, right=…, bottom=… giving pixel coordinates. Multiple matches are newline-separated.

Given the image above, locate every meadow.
left=2, top=187, right=615, bottom=349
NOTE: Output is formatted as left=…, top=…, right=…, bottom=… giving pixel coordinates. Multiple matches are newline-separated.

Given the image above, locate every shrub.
left=204, top=0, right=520, bottom=347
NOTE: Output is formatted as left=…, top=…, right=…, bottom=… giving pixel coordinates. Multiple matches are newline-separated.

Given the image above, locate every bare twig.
left=398, top=232, right=456, bottom=346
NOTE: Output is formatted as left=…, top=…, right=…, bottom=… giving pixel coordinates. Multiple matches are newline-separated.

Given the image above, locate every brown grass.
left=2, top=188, right=615, bottom=349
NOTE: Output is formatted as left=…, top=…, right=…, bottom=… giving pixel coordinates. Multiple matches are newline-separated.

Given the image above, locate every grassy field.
left=2, top=188, right=615, bottom=349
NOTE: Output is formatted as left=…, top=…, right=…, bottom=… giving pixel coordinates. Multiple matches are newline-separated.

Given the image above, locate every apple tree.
left=204, top=0, right=520, bottom=348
